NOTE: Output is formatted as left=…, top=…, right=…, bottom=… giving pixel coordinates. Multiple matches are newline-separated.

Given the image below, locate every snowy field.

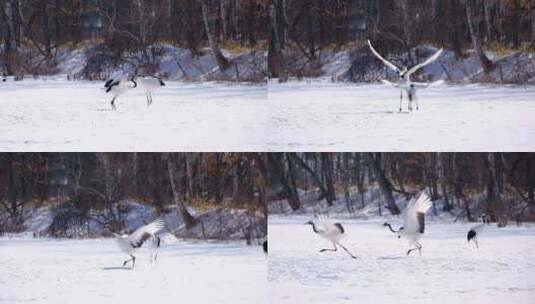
left=0, top=237, right=266, bottom=304
left=268, top=217, right=535, bottom=304
left=267, top=81, right=535, bottom=151
left=0, top=79, right=266, bottom=151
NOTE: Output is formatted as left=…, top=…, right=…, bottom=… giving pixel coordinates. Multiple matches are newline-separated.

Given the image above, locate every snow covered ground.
left=0, top=79, right=266, bottom=151
left=0, top=237, right=266, bottom=304
left=267, top=81, right=535, bottom=151
left=268, top=217, right=535, bottom=304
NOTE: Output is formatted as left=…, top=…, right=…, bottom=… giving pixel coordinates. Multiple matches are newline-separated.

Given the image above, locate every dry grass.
left=219, top=39, right=268, bottom=54
left=187, top=197, right=265, bottom=214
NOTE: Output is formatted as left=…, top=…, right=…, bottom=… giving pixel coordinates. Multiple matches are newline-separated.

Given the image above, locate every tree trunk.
left=42, top=1, right=52, bottom=60
left=365, top=153, right=400, bottom=215
left=290, top=153, right=331, bottom=204
left=510, top=0, right=521, bottom=48
left=531, top=0, right=535, bottom=46
left=165, top=153, right=196, bottom=228
left=220, top=0, right=228, bottom=39
left=201, top=0, right=230, bottom=70
left=267, top=153, right=300, bottom=210
left=466, top=0, right=493, bottom=74
left=437, top=152, right=452, bottom=211
left=306, top=0, right=315, bottom=59
left=281, top=0, right=289, bottom=47
left=268, top=2, right=282, bottom=78
left=321, top=153, right=336, bottom=206
left=233, top=0, right=240, bottom=40
left=484, top=0, right=493, bottom=42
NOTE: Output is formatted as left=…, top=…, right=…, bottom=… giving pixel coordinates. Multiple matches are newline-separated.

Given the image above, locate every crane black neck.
left=308, top=222, right=319, bottom=234
left=384, top=222, right=399, bottom=233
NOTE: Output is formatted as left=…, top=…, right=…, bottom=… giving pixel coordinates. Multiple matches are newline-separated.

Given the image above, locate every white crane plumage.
left=383, top=192, right=433, bottom=256
left=135, top=76, right=166, bottom=106
left=113, top=218, right=167, bottom=268
left=104, top=77, right=137, bottom=110
left=305, top=218, right=357, bottom=259
left=368, top=40, right=443, bottom=112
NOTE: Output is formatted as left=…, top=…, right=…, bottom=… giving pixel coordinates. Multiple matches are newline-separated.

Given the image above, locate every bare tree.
left=364, top=153, right=400, bottom=215
left=466, top=0, right=493, bottom=73
left=164, top=153, right=196, bottom=228
left=200, top=0, right=230, bottom=70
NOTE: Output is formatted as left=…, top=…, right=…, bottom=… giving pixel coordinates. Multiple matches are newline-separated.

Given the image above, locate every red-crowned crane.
left=383, top=192, right=433, bottom=256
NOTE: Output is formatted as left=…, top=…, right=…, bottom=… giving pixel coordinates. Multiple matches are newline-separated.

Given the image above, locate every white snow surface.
left=0, top=237, right=266, bottom=304
left=268, top=217, right=535, bottom=304
left=267, top=80, right=535, bottom=151
left=0, top=79, right=266, bottom=151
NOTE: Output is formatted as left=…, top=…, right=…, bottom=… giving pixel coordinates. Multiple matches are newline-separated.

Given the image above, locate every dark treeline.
left=267, top=153, right=535, bottom=224
left=269, top=0, right=535, bottom=77
left=0, top=153, right=267, bottom=233
left=1, top=0, right=268, bottom=77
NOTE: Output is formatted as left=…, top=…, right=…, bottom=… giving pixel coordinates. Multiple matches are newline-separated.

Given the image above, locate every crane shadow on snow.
left=101, top=266, right=133, bottom=271
left=351, top=111, right=412, bottom=115
left=376, top=256, right=405, bottom=260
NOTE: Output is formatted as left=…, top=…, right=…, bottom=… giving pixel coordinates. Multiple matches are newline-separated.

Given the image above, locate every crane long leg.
left=337, top=242, right=357, bottom=259
left=319, top=242, right=337, bottom=253
left=111, top=97, right=116, bottom=110
left=399, top=90, right=403, bottom=112
left=149, top=92, right=153, bottom=105
left=122, top=254, right=136, bottom=267
left=406, top=242, right=423, bottom=256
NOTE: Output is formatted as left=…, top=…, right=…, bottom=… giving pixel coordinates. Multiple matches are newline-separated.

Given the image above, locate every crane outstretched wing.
left=402, top=192, right=432, bottom=234
left=380, top=79, right=400, bottom=87
left=128, top=218, right=166, bottom=248
left=317, top=216, right=346, bottom=240
left=406, top=48, right=443, bottom=77
left=368, top=40, right=401, bottom=74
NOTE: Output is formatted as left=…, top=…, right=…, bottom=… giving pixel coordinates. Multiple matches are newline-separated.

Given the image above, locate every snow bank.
left=283, top=44, right=535, bottom=84
left=15, top=200, right=265, bottom=241
left=176, top=208, right=266, bottom=242
left=45, top=43, right=266, bottom=82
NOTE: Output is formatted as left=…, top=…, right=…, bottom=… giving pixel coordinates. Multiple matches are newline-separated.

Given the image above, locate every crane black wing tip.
left=467, top=230, right=476, bottom=242
left=104, top=78, right=114, bottom=88
left=333, top=222, right=345, bottom=234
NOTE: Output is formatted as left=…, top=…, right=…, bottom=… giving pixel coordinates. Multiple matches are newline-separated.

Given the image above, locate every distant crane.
left=113, top=218, right=167, bottom=268
left=383, top=192, right=433, bottom=256
left=368, top=40, right=443, bottom=112
left=467, top=214, right=490, bottom=248
left=305, top=219, right=357, bottom=259
left=104, top=77, right=137, bottom=110
left=135, top=76, right=166, bottom=106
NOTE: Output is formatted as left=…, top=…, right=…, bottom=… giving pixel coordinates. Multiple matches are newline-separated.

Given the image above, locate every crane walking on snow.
left=135, top=76, right=166, bottom=106
left=104, top=77, right=137, bottom=110
left=368, top=40, right=443, bottom=112
left=306, top=219, right=357, bottom=259
left=113, top=218, right=168, bottom=268
left=467, top=214, right=491, bottom=248
left=383, top=191, right=433, bottom=256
